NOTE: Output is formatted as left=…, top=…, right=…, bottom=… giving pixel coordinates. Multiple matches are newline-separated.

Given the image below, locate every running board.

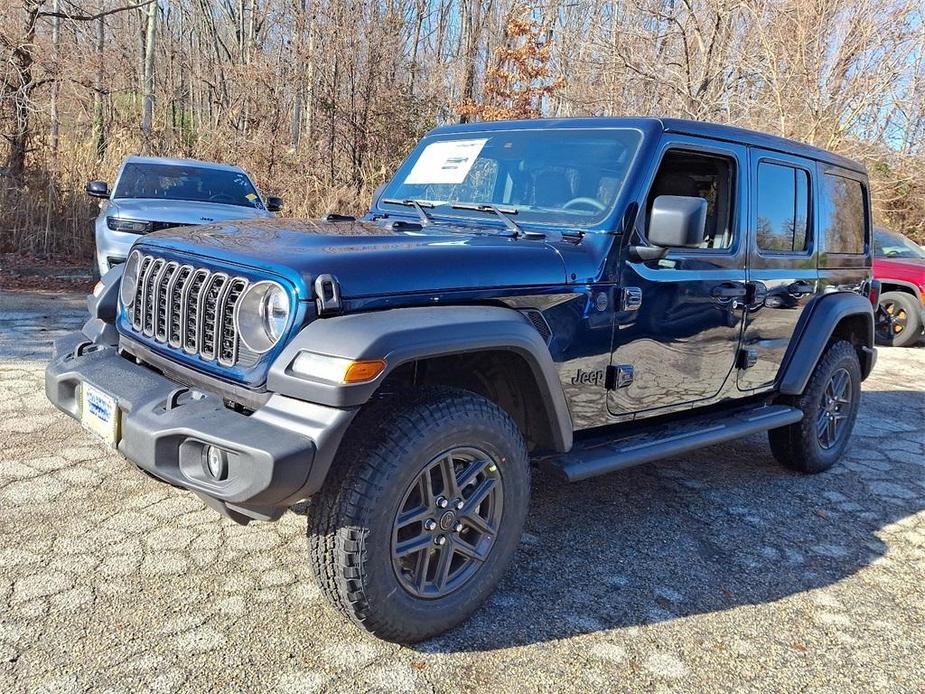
left=543, top=404, right=803, bottom=482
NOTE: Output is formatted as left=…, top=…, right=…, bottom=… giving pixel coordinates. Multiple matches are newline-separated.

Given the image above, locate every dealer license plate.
left=80, top=383, right=120, bottom=447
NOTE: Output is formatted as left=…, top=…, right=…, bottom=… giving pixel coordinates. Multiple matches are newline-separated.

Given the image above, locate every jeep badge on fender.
left=47, top=117, right=876, bottom=643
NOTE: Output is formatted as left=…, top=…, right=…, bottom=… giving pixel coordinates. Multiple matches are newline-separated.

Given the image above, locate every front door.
left=737, top=149, right=819, bottom=391
left=608, top=137, right=748, bottom=417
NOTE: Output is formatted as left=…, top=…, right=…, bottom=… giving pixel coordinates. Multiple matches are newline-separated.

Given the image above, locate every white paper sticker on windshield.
left=403, top=139, right=488, bottom=185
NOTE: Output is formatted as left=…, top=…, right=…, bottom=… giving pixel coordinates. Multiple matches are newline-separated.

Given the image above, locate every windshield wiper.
left=381, top=198, right=433, bottom=226
left=451, top=203, right=546, bottom=239
left=451, top=203, right=521, bottom=234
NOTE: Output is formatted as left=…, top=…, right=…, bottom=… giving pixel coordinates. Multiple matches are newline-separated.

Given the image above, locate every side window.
left=756, top=162, right=810, bottom=253
left=821, top=174, right=866, bottom=254
left=646, top=149, right=735, bottom=249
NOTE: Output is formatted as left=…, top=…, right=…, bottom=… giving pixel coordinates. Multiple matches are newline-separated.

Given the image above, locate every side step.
left=543, top=404, right=803, bottom=482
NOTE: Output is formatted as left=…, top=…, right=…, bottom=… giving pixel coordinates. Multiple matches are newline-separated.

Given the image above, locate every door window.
left=756, top=162, right=810, bottom=253
left=821, top=174, right=867, bottom=254
left=646, top=150, right=735, bottom=249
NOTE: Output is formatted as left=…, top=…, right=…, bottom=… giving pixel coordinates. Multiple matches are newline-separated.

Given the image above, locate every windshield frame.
left=112, top=161, right=264, bottom=210
left=373, top=126, right=646, bottom=233
left=874, top=228, right=925, bottom=259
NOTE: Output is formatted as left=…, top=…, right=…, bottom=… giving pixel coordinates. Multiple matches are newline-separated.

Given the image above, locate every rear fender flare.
left=778, top=292, right=875, bottom=395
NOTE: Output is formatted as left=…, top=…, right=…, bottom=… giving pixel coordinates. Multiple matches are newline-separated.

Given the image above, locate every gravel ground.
left=1, top=289, right=923, bottom=693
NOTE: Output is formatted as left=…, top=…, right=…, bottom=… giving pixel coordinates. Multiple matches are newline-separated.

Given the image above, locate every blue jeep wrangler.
left=47, top=118, right=878, bottom=642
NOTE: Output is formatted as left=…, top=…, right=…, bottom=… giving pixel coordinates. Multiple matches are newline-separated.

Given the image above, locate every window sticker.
left=403, top=139, right=488, bottom=185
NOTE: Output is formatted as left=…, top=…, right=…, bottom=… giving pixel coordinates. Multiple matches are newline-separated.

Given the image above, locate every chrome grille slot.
left=199, top=273, right=228, bottom=361
left=124, top=253, right=253, bottom=368
left=183, top=269, right=209, bottom=354
left=167, top=265, right=192, bottom=347
left=154, top=261, right=178, bottom=341
left=219, top=279, right=248, bottom=365
left=132, top=256, right=153, bottom=330
left=142, top=258, right=165, bottom=336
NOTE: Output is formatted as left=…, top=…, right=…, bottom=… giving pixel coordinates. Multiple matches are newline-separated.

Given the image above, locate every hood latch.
left=314, top=274, right=342, bottom=316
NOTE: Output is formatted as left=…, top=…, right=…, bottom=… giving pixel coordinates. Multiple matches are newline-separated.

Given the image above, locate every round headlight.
left=120, top=250, right=142, bottom=307
left=235, top=281, right=291, bottom=353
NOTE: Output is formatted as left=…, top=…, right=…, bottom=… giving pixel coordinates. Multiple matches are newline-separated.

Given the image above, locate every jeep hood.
left=137, top=217, right=572, bottom=300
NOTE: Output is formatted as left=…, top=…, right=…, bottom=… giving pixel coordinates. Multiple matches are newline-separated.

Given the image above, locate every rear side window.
left=821, top=174, right=866, bottom=254
left=756, top=162, right=809, bottom=252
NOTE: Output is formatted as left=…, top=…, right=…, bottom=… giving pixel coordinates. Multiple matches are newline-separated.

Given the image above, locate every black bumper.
left=45, top=332, right=355, bottom=523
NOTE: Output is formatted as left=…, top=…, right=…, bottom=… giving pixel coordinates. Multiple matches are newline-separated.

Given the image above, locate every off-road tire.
left=768, top=340, right=861, bottom=473
left=307, top=386, right=530, bottom=643
left=876, top=291, right=922, bottom=348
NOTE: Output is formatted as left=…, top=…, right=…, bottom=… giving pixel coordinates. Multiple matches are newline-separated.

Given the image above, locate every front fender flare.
left=268, top=306, right=573, bottom=452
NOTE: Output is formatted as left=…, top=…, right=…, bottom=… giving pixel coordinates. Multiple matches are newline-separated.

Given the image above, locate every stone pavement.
left=1, top=289, right=923, bottom=693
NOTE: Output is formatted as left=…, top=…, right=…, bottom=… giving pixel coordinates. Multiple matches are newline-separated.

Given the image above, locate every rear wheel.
left=308, top=386, right=530, bottom=643
left=769, top=340, right=861, bottom=473
left=876, top=291, right=922, bottom=347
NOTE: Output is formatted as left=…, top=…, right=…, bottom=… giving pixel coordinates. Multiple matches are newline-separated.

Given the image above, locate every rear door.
left=737, top=149, right=819, bottom=391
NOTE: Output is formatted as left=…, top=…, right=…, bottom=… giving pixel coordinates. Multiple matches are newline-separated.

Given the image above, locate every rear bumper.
left=45, top=332, right=356, bottom=523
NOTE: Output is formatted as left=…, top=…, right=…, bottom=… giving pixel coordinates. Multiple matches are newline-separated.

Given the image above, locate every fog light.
left=205, top=445, right=227, bottom=480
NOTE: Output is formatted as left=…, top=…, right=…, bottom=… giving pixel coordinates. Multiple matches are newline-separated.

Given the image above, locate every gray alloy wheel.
left=815, top=367, right=853, bottom=450
left=391, top=446, right=504, bottom=599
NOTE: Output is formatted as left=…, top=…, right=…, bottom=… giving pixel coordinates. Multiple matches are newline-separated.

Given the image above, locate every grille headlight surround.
left=120, top=250, right=142, bottom=308
left=234, top=281, right=291, bottom=354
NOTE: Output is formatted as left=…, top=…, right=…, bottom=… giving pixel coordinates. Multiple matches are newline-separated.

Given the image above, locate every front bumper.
left=45, top=332, right=356, bottom=523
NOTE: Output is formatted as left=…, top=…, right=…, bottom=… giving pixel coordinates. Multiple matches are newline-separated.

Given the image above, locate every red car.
left=873, top=228, right=925, bottom=347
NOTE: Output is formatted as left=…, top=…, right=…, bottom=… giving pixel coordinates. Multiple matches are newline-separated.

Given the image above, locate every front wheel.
left=308, top=386, right=530, bottom=643
left=768, top=340, right=862, bottom=473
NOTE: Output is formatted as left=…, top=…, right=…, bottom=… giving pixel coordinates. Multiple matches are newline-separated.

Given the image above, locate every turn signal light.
left=343, top=359, right=387, bottom=384
left=290, top=351, right=387, bottom=384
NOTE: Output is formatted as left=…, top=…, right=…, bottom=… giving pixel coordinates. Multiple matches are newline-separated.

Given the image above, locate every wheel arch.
left=878, top=279, right=921, bottom=296
left=268, top=305, right=574, bottom=453
left=778, top=292, right=875, bottom=396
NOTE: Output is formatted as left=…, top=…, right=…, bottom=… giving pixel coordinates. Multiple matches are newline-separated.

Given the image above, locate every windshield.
left=874, top=229, right=925, bottom=259
left=113, top=163, right=264, bottom=209
left=380, top=128, right=642, bottom=228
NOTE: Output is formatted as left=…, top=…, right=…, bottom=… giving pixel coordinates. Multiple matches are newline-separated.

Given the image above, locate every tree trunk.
left=94, top=11, right=106, bottom=160
left=6, top=1, right=40, bottom=180
left=142, top=0, right=158, bottom=141
left=49, top=0, right=61, bottom=153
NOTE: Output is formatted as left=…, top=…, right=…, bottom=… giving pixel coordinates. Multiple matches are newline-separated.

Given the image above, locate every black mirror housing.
left=86, top=180, right=109, bottom=199
left=648, top=195, right=707, bottom=248
left=266, top=196, right=284, bottom=212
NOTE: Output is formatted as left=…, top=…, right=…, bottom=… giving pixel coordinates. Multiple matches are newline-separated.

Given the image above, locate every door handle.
left=711, top=283, right=748, bottom=299
left=787, top=281, right=815, bottom=296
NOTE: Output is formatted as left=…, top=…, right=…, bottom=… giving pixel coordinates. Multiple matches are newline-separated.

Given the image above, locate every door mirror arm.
left=627, top=245, right=668, bottom=262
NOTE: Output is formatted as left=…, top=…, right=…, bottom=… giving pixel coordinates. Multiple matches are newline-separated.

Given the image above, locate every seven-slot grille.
left=127, top=254, right=251, bottom=366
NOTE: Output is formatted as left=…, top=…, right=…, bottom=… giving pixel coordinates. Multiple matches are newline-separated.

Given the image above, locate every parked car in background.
left=872, top=227, right=925, bottom=347
left=86, top=156, right=283, bottom=276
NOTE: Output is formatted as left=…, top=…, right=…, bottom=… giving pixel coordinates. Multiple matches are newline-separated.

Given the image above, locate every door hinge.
left=737, top=348, right=758, bottom=370
left=605, top=364, right=634, bottom=390
left=621, top=287, right=643, bottom=312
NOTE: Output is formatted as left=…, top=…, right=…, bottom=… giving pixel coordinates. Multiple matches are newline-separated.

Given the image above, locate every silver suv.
left=86, top=156, right=281, bottom=275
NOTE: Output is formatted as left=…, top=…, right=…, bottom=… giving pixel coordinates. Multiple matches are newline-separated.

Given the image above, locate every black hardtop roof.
left=429, top=116, right=866, bottom=175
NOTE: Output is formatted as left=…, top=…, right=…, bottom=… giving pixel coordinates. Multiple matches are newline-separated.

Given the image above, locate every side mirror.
left=86, top=180, right=109, bottom=199
left=266, top=196, right=283, bottom=212
left=648, top=195, right=707, bottom=248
